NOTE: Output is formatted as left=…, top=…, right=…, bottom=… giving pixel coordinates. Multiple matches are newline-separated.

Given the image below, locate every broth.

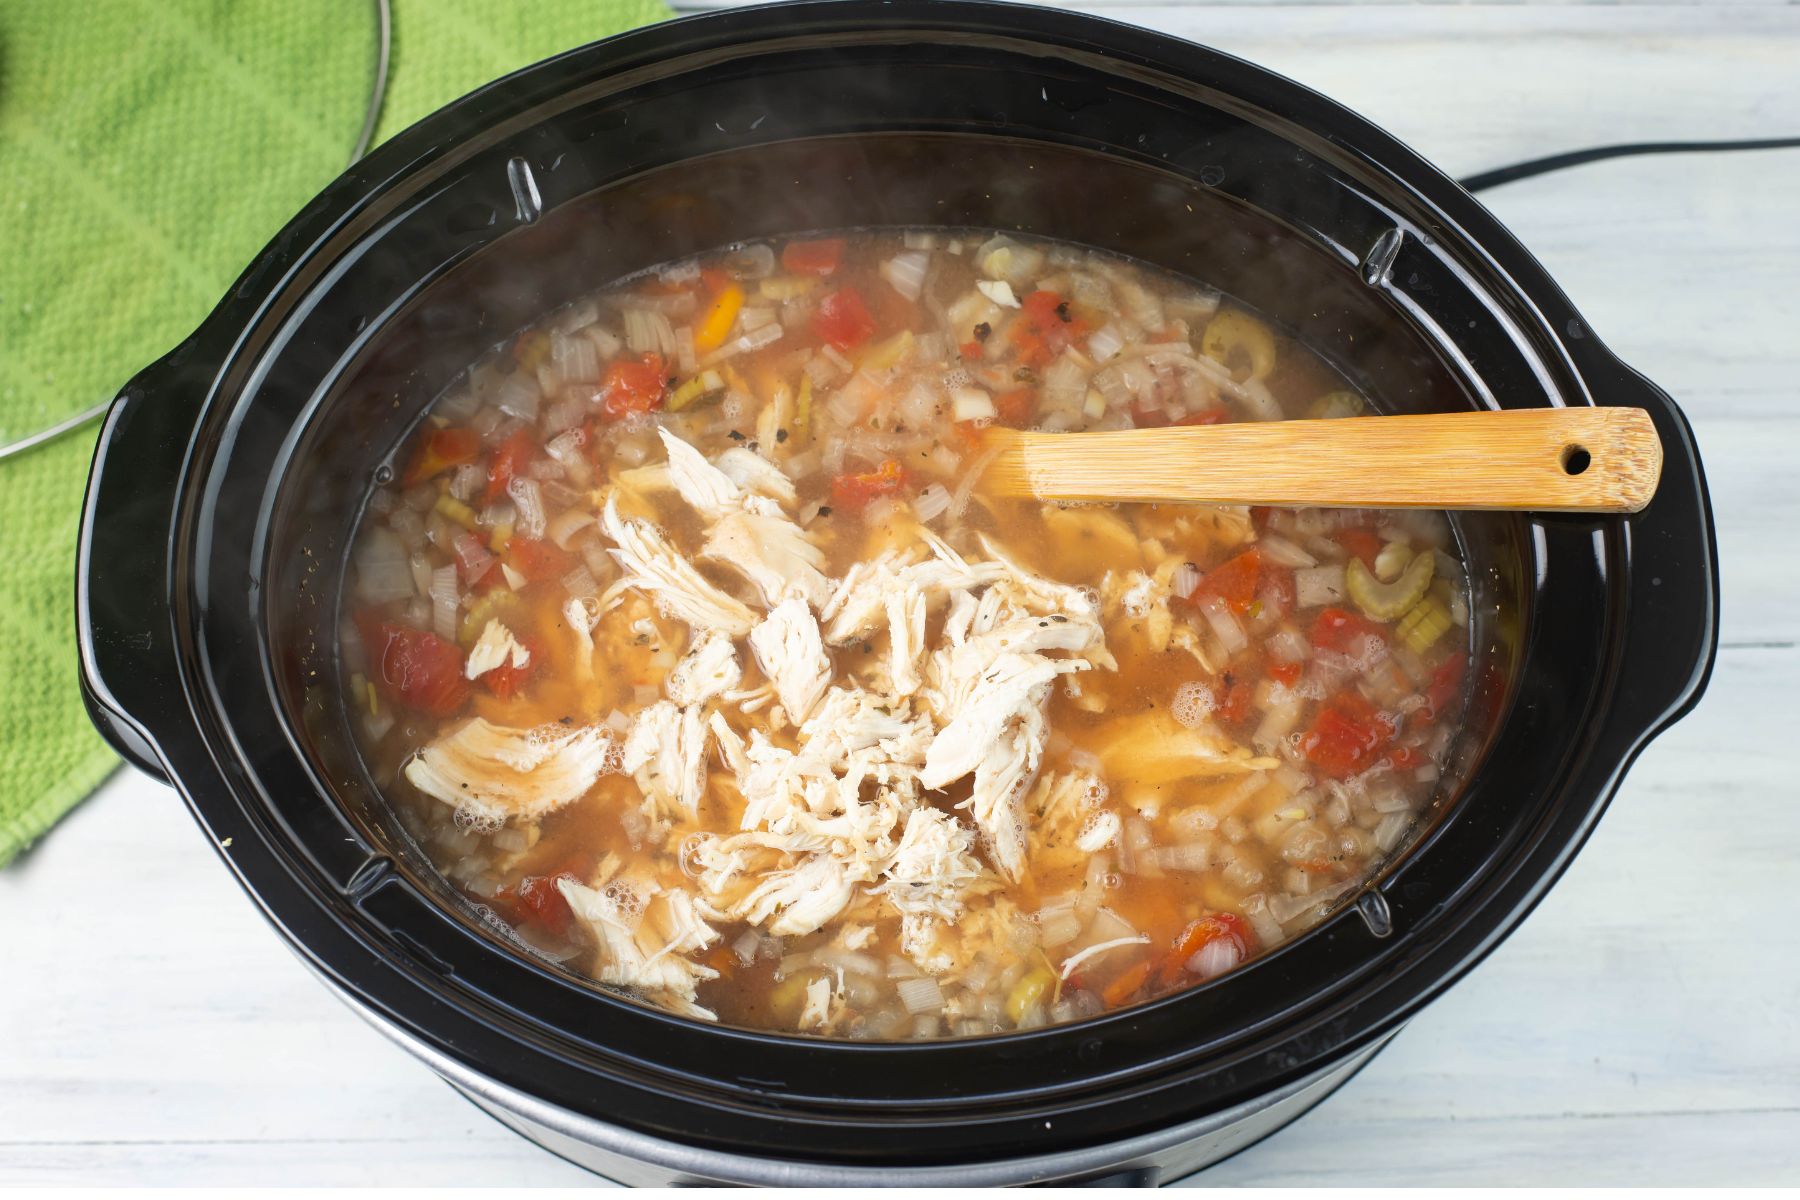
left=341, top=229, right=1470, bottom=1038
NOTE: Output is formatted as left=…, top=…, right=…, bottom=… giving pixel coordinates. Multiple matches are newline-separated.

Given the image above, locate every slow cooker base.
left=324, top=965, right=1393, bottom=1186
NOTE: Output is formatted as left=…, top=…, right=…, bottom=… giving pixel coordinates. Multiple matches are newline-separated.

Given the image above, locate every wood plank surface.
left=3, top=2, right=1795, bottom=1186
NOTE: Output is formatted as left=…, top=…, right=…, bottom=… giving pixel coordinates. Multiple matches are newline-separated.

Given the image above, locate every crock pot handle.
left=76, top=348, right=200, bottom=785
left=1596, top=364, right=1720, bottom=740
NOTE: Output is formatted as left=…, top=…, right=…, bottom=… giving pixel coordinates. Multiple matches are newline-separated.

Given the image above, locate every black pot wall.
left=78, top=0, right=1716, bottom=1175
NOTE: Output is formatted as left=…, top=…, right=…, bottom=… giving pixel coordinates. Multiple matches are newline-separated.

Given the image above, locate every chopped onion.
left=561, top=564, right=599, bottom=598
left=495, top=374, right=540, bottom=421
left=429, top=565, right=459, bottom=640
left=544, top=430, right=594, bottom=488
left=914, top=482, right=952, bottom=523
left=1187, top=936, right=1242, bottom=981
left=976, top=278, right=1020, bottom=308
left=950, top=387, right=996, bottom=422
left=1041, top=356, right=1087, bottom=412
left=500, top=563, right=527, bottom=591
left=1199, top=595, right=1248, bottom=655
left=587, top=325, right=623, bottom=359
left=551, top=332, right=600, bottom=382
left=353, top=529, right=415, bottom=604
left=507, top=477, right=546, bottom=538
left=1374, top=810, right=1412, bottom=852
left=1258, top=534, right=1317, bottom=568
left=362, top=706, right=395, bottom=742
left=1154, top=843, right=1212, bottom=873
left=1294, top=563, right=1347, bottom=609
left=1087, top=325, right=1124, bottom=362
left=1038, top=909, right=1083, bottom=949
left=896, top=976, right=945, bottom=1014
left=1171, top=561, right=1201, bottom=600
left=880, top=251, right=931, bottom=302
left=624, top=308, right=678, bottom=357
left=731, top=929, right=762, bottom=965
left=547, top=506, right=596, bottom=549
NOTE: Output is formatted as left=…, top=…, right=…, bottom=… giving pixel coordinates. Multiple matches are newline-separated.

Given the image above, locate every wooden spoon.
left=980, top=407, right=1663, bottom=513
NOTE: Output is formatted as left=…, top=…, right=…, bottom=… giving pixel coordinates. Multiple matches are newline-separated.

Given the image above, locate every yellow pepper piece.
left=1200, top=309, right=1278, bottom=382
left=458, top=589, right=518, bottom=645
left=667, top=369, right=726, bottom=413
left=1346, top=551, right=1434, bottom=621
left=693, top=283, right=745, bottom=354
left=433, top=493, right=478, bottom=530
left=859, top=329, right=914, bottom=373
left=1397, top=594, right=1453, bottom=655
left=1006, top=968, right=1054, bottom=1024
left=488, top=521, right=513, bottom=554
left=1307, top=389, right=1365, bottom=419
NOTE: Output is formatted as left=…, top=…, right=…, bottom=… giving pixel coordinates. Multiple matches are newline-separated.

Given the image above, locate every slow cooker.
left=76, top=0, right=1717, bottom=1184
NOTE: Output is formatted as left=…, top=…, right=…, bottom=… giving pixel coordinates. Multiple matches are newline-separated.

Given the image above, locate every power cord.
left=1459, top=135, right=1800, bottom=193
left=0, top=35, right=1793, bottom=460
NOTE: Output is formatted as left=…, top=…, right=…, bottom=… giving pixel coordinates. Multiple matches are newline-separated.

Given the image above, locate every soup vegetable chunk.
left=343, top=230, right=1471, bottom=1038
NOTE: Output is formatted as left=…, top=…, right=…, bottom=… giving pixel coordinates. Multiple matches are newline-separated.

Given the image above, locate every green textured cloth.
left=0, top=0, right=670, bottom=865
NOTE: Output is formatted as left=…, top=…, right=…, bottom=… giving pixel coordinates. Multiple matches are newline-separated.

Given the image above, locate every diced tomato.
left=994, top=388, right=1037, bottom=427
left=600, top=352, right=669, bottom=420
left=950, top=420, right=986, bottom=452
left=1310, top=607, right=1387, bottom=655
left=1259, top=566, right=1296, bottom=620
left=453, top=531, right=497, bottom=586
left=1302, top=691, right=1396, bottom=779
left=484, top=429, right=537, bottom=505
left=699, top=266, right=731, bottom=294
left=401, top=426, right=481, bottom=488
left=507, top=536, right=575, bottom=583
left=365, top=622, right=469, bottom=717
left=1130, top=402, right=1228, bottom=428
left=1269, top=660, right=1302, bottom=686
left=1191, top=548, right=1263, bottom=615
left=481, top=636, right=537, bottom=700
left=812, top=287, right=877, bottom=351
left=829, top=459, right=909, bottom=513
left=1161, top=912, right=1255, bottom=984
left=1008, top=290, right=1086, bottom=368
left=1217, top=677, right=1253, bottom=725
left=780, top=237, right=846, bottom=276
left=505, top=872, right=578, bottom=937
left=1424, top=651, right=1468, bottom=719
left=1335, top=528, right=1384, bottom=571
left=1101, top=957, right=1156, bottom=1009
left=959, top=339, right=985, bottom=361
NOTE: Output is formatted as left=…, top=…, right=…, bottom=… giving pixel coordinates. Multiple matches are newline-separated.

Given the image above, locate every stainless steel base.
left=331, top=972, right=1389, bottom=1186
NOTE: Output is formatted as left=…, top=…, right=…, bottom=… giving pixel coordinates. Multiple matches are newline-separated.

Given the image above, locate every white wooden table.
left=4, top=2, right=1797, bottom=1186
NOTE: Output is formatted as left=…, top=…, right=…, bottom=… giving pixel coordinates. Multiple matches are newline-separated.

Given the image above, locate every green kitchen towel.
left=0, top=0, right=670, bottom=866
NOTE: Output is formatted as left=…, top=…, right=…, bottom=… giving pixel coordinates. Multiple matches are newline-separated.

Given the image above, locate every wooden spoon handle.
left=983, top=407, right=1664, bottom=513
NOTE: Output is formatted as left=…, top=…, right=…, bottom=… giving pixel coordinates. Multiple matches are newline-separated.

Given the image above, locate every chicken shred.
left=403, top=718, right=617, bottom=828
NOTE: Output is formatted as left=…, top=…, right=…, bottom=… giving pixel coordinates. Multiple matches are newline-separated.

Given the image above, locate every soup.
left=341, top=229, right=1470, bottom=1039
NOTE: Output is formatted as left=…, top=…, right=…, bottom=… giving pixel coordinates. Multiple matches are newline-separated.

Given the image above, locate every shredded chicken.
left=600, top=494, right=756, bottom=635
left=666, top=629, right=741, bottom=706
left=404, top=718, right=616, bottom=827
left=464, top=619, right=531, bottom=680
left=621, top=700, right=712, bottom=821
left=558, top=876, right=720, bottom=1020
left=701, top=507, right=830, bottom=609
left=747, top=597, right=832, bottom=723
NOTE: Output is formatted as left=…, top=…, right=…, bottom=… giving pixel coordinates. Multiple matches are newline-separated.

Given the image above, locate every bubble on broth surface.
left=1171, top=681, right=1214, bottom=728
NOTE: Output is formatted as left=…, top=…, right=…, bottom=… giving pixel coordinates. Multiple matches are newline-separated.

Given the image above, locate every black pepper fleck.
left=1055, top=301, right=1072, bottom=323
left=818, top=505, right=833, bottom=517
left=973, top=322, right=991, bottom=343
left=775, top=429, right=788, bottom=443
left=728, top=429, right=746, bottom=441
